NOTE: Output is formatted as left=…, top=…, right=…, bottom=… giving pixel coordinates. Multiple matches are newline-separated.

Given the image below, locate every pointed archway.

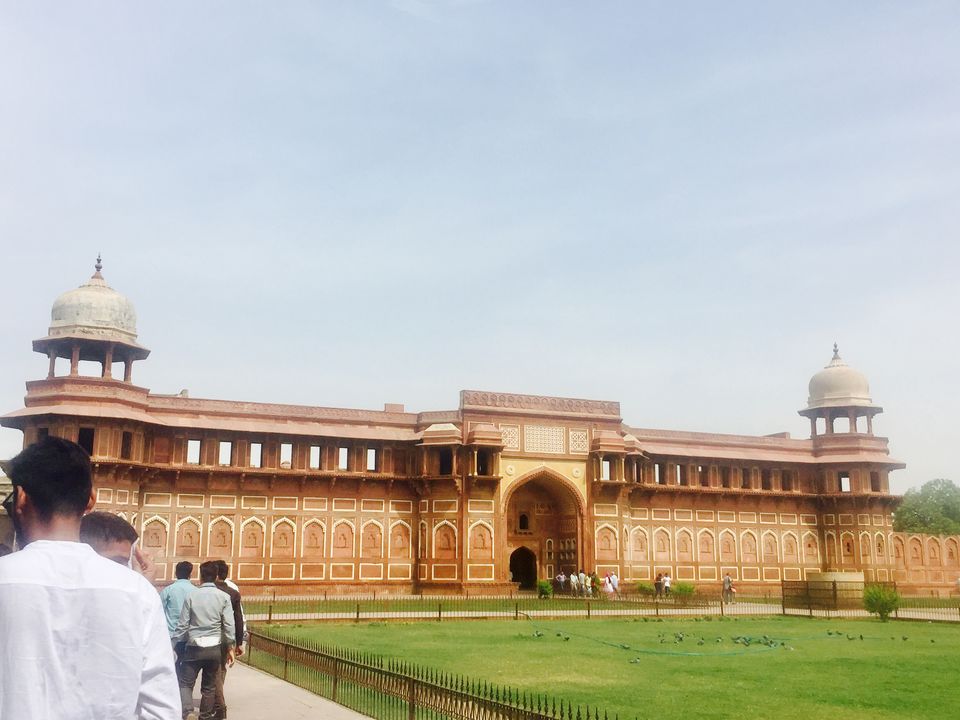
left=509, top=547, right=538, bottom=589
left=502, top=468, right=584, bottom=585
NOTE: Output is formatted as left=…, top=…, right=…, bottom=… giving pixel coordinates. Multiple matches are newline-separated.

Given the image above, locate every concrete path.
left=204, top=662, right=369, bottom=720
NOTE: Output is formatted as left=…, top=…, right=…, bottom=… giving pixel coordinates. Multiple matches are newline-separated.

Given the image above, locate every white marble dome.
left=806, top=344, right=875, bottom=409
left=48, top=258, right=139, bottom=343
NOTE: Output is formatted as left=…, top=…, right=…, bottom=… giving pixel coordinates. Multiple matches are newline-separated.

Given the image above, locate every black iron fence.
left=242, top=592, right=782, bottom=623
left=243, top=588, right=960, bottom=624
left=244, top=627, right=628, bottom=720
left=781, top=581, right=960, bottom=621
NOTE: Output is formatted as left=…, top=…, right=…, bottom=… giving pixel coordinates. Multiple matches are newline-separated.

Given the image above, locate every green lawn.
left=260, top=617, right=960, bottom=720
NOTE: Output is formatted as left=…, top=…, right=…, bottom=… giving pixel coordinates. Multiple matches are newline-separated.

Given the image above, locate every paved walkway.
left=193, top=662, right=369, bottom=720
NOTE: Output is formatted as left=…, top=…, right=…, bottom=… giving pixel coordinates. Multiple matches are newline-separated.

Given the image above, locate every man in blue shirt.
left=160, top=561, right=197, bottom=641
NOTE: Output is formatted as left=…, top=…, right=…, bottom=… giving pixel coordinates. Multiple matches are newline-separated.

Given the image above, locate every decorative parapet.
left=147, top=395, right=419, bottom=425
left=460, top=390, right=620, bottom=419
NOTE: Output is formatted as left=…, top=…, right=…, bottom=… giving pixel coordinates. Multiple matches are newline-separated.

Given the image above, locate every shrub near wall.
left=672, top=582, right=696, bottom=605
left=636, top=581, right=655, bottom=596
left=863, top=584, right=900, bottom=621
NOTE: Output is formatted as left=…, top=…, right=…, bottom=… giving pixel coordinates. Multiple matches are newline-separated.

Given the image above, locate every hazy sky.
left=1, top=2, right=957, bottom=493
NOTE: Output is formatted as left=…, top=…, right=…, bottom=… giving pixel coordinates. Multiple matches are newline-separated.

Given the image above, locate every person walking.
left=174, top=561, right=237, bottom=720
left=722, top=572, right=734, bottom=604
left=80, top=510, right=158, bottom=580
left=213, top=560, right=244, bottom=719
left=663, top=572, right=672, bottom=597
left=161, top=561, right=198, bottom=644
left=655, top=572, right=663, bottom=599
left=0, top=437, right=179, bottom=720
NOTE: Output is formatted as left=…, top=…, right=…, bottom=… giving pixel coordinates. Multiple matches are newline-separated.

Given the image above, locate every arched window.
left=518, top=513, right=530, bottom=531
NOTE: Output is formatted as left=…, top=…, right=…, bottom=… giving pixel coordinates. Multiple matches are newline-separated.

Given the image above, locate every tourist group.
left=0, top=437, right=244, bottom=720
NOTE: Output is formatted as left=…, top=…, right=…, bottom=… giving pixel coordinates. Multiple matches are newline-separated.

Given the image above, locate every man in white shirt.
left=0, top=437, right=180, bottom=720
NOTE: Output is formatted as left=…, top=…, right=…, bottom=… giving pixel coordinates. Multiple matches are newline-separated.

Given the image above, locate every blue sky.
left=1, top=2, right=957, bottom=493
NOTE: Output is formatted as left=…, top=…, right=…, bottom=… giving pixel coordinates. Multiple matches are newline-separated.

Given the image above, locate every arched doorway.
left=503, top=470, right=583, bottom=585
left=510, top=547, right=537, bottom=590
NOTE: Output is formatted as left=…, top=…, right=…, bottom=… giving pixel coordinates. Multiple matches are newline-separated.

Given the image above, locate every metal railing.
left=242, top=592, right=783, bottom=623
left=781, top=581, right=960, bottom=621
left=244, top=628, right=629, bottom=720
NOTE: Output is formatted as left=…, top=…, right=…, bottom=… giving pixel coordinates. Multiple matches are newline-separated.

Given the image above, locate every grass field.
left=261, top=616, right=960, bottom=720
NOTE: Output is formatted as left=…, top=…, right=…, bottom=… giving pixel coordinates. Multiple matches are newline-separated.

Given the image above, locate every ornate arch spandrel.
left=433, top=521, right=457, bottom=560
left=630, top=527, right=649, bottom=562
left=501, top=467, right=586, bottom=518
left=740, top=531, right=758, bottom=564
left=360, top=520, right=384, bottom=559
left=468, top=521, right=493, bottom=561
left=175, top=517, right=202, bottom=557
left=207, top=516, right=234, bottom=557
left=272, top=518, right=296, bottom=559
left=697, top=529, right=715, bottom=563
left=389, top=521, right=412, bottom=560
left=332, top=520, right=355, bottom=559
left=239, top=518, right=265, bottom=559
left=302, top=520, right=326, bottom=559
left=142, top=516, right=169, bottom=558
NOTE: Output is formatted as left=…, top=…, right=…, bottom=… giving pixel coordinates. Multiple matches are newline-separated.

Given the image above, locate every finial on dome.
left=95, top=254, right=102, bottom=273
left=832, top=342, right=840, bottom=360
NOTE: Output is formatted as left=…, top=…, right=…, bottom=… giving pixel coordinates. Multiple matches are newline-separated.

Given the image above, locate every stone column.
left=102, top=345, right=114, bottom=379
left=123, top=360, right=133, bottom=383
left=866, top=414, right=874, bottom=435
left=809, top=416, right=817, bottom=437
left=47, top=351, right=57, bottom=378
left=70, top=344, right=80, bottom=376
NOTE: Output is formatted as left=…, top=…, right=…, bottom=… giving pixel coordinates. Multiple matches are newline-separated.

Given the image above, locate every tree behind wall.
left=893, top=479, right=960, bottom=534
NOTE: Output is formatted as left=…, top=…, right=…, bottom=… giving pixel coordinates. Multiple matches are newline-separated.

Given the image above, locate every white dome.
left=806, top=344, right=875, bottom=409
left=48, top=258, right=139, bottom=344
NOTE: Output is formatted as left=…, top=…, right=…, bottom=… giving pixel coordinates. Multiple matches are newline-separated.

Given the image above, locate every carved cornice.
left=460, top=390, right=620, bottom=419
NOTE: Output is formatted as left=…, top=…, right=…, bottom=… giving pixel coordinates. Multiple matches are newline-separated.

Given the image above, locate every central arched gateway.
left=502, top=469, right=583, bottom=586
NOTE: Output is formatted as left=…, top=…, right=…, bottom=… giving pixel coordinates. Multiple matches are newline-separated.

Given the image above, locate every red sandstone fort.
left=3, top=260, right=958, bottom=594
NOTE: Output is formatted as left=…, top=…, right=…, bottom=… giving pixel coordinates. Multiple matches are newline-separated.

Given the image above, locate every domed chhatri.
left=32, top=257, right=149, bottom=383
left=799, top=343, right=882, bottom=437
left=48, top=254, right=139, bottom=343
left=805, top=343, right=877, bottom=410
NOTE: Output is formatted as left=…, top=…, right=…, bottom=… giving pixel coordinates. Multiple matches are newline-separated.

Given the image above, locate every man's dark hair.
left=79, top=511, right=139, bottom=546
left=174, top=560, right=194, bottom=580
left=7, top=437, right=93, bottom=521
left=215, top=559, right=230, bottom=581
left=199, top=560, right=219, bottom=583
